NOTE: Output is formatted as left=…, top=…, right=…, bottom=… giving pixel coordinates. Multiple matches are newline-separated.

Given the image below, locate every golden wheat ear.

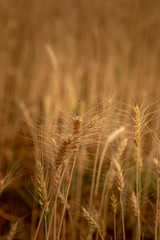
left=34, top=158, right=50, bottom=216
left=81, top=207, right=104, bottom=240
left=129, top=189, right=140, bottom=217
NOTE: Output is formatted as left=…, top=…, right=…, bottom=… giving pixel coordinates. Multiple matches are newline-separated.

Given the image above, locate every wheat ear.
left=73, top=116, right=82, bottom=152
left=82, top=207, right=104, bottom=240
left=54, top=135, right=73, bottom=188
left=129, top=189, right=140, bottom=217
left=35, top=159, right=49, bottom=216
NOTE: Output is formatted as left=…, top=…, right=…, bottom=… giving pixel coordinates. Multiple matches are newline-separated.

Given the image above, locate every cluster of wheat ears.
left=0, top=98, right=160, bottom=240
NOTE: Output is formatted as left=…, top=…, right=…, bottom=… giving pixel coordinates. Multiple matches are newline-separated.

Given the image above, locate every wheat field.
left=0, top=0, right=160, bottom=239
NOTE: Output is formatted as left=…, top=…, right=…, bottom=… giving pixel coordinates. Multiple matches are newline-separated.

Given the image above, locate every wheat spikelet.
left=113, top=159, right=124, bottom=192
left=133, top=105, right=142, bottom=169
left=130, top=190, right=140, bottom=217
left=133, top=105, right=141, bottom=146
left=55, top=135, right=73, bottom=169
left=107, top=167, right=116, bottom=191
left=72, top=116, right=82, bottom=152
left=35, top=160, right=49, bottom=215
left=81, top=207, right=104, bottom=240
left=54, top=164, right=64, bottom=188
left=110, top=194, right=117, bottom=215
left=6, top=221, right=18, bottom=240
left=54, top=116, right=82, bottom=187
left=112, top=138, right=127, bottom=192
left=112, top=159, right=124, bottom=192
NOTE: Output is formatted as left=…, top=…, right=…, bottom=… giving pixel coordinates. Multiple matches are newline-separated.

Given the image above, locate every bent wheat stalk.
left=95, top=126, right=125, bottom=197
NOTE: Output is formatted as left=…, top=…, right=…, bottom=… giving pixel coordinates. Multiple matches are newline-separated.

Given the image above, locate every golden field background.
left=1, top=0, right=160, bottom=239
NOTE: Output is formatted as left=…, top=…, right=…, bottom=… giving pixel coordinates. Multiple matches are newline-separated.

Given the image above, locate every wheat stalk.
left=110, top=194, right=117, bottom=240
left=112, top=138, right=127, bottom=240
left=95, top=126, right=125, bottom=197
left=154, top=158, right=160, bottom=240
left=133, top=105, right=142, bottom=240
left=100, top=166, right=116, bottom=216
left=34, top=154, right=49, bottom=240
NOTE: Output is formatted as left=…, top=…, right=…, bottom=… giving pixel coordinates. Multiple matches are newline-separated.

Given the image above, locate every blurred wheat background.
left=1, top=0, right=160, bottom=239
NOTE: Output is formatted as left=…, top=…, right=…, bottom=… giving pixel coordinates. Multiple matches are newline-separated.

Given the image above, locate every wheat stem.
left=154, top=158, right=160, bottom=240
left=95, top=126, right=125, bottom=197
left=133, top=105, right=142, bottom=240
left=111, top=194, right=117, bottom=240
left=120, top=192, right=125, bottom=240
left=89, top=135, right=101, bottom=208
left=57, top=154, right=77, bottom=240
left=44, top=215, right=48, bottom=240
left=47, top=157, right=70, bottom=238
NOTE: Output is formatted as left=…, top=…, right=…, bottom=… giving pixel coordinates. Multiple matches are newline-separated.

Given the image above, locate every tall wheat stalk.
left=57, top=154, right=77, bottom=240
left=111, top=194, right=117, bottom=240
left=113, top=158, right=125, bottom=240
left=34, top=154, right=49, bottom=240
left=154, top=158, right=160, bottom=240
left=89, top=135, right=101, bottom=208
left=95, top=126, right=125, bottom=197
left=112, top=138, right=127, bottom=240
left=99, top=166, right=115, bottom=217
left=133, top=105, right=142, bottom=240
